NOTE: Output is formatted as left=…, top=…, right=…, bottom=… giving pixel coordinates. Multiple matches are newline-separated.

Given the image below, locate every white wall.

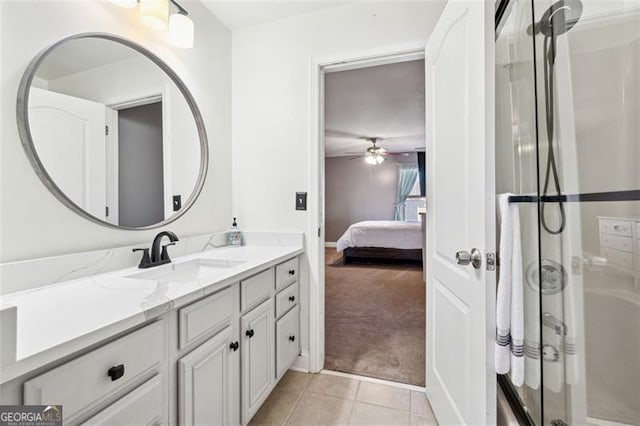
left=231, top=0, right=446, bottom=365
left=325, top=156, right=399, bottom=242
left=0, top=1, right=231, bottom=262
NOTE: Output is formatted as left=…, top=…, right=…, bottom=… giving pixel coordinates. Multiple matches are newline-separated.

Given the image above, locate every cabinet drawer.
left=81, top=375, right=163, bottom=425
left=602, top=247, right=633, bottom=269
left=276, top=305, right=299, bottom=379
left=600, top=233, right=633, bottom=253
left=275, top=258, right=298, bottom=290
left=599, top=219, right=632, bottom=236
left=179, top=286, right=233, bottom=349
left=24, top=321, right=164, bottom=422
left=275, top=281, right=298, bottom=319
left=241, top=269, right=274, bottom=312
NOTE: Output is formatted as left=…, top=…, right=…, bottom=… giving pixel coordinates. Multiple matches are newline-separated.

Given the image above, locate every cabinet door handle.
left=288, top=269, right=295, bottom=275
left=229, top=341, right=239, bottom=351
left=246, top=329, right=255, bottom=338
left=288, top=295, right=295, bottom=302
left=289, top=335, right=296, bottom=342
left=107, top=364, right=125, bottom=381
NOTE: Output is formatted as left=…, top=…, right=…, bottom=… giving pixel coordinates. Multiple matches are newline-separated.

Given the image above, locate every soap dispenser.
left=227, top=217, right=242, bottom=246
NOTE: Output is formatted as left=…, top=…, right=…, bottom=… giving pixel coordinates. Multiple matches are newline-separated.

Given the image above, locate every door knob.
left=455, top=248, right=482, bottom=269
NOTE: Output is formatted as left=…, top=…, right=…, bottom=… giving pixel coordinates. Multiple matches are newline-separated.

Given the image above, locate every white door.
left=178, top=326, right=239, bottom=426
left=425, top=0, right=496, bottom=424
left=241, top=299, right=274, bottom=423
left=29, top=87, right=107, bottom=220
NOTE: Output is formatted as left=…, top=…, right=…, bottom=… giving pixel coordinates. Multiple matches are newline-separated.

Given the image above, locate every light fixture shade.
left=140, top=0, right=169, bottom=30
left=365, top=154, right=377, bottom=165
left=110, top=0, right=137, bottom=8
left=169, top=13, right=194, bottom=48
left=376, top=155, right=385, bottom=164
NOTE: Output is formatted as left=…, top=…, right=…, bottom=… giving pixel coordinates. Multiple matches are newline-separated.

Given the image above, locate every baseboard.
left=320, top=369, right=426, bottom=392
left=291, top=351, right=310, bottom=372
left=586, top=417, right=635, bottom=426
left=324, top=242, right=337, bottom=248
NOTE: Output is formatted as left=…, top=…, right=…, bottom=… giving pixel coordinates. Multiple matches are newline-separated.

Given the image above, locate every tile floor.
left=249, top=371, right=438, bottom=425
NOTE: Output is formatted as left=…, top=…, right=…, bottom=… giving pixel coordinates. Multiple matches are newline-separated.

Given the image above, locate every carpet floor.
left=324, top=248, right=426, bottom=386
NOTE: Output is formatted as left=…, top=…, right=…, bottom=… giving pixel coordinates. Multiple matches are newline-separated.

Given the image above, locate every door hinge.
left=105, top=206, right=109, bottom=217
left=105, top=125, right=109, bottom=136
left=486, top=252, right=496, bottom=271
left=317, top=227, right=321, bottom=238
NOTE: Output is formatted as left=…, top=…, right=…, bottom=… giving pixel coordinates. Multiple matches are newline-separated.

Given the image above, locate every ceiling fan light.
left=376, top=155, right=385, bottom=164
left=365, top=155, right=378, bottom=165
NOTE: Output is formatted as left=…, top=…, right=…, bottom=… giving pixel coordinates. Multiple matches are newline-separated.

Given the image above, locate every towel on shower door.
left=495, top=194, right=525, bottom=386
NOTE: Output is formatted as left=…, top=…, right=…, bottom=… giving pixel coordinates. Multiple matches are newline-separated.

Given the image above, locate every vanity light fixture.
left=110, top=0, right=194, bottom=48
left=168, top=1, right=194, bottom=49
left=139, top=0, right=169, bottom=30
left=110, top=0, right=137, bottom=8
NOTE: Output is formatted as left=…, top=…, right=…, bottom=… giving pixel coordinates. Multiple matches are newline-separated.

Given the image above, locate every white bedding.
left=336, top=220, right=423, bottom=252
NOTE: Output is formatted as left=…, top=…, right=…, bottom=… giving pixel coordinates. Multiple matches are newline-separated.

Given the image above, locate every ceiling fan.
left=344, top=137, right=387, bottom=164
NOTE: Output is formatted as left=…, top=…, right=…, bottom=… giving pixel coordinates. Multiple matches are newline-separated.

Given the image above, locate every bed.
left=336, top=220, right=423, bottom=265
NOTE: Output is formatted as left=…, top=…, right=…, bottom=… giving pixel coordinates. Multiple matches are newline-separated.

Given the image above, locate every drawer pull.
left=288, top=269, right=295, bottom=276
left=107, top=364, right=125, bottom=382
left=289, top=295, right=295, bottom=302
left=245, top=329, right=255, bottom=338
left=289, top=335, right=296, bottom=342
left=229, top=341, right=239, bottom=351
left=614, top=225, right=624, bottom=231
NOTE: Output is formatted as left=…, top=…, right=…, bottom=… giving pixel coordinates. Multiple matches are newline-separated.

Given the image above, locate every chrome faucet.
left=133, top=231, right=179, bottom=269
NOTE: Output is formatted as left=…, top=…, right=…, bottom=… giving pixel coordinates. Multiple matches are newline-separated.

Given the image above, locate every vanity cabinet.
left=241, top=298, right=275, bottom=422
left=3, top=254, right=301, bottom=426
left=178, top=326, right=239, bottom=425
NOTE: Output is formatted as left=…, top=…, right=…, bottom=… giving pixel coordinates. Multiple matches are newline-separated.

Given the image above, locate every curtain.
left=394, top=164, right=419, bottom=220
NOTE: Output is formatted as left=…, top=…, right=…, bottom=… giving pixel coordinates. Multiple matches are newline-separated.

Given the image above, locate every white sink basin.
left=127, top=259, right=246, bottom=282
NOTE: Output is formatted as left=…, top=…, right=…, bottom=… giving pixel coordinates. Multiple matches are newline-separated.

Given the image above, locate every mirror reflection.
left=25, top=36, right=205, bottom=228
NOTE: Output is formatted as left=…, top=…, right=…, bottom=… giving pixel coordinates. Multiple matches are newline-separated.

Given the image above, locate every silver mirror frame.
left=16, top=32, right=209, bottom=230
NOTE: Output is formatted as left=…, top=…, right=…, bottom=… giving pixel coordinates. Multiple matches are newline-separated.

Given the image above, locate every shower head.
left=528, top=0, right=583, bottom=37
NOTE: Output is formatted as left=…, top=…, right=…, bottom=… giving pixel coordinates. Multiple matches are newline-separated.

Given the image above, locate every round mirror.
left=17, top=33, right=208, bottom=229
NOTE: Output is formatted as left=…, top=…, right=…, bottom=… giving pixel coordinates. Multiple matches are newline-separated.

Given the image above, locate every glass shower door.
left=532, top=0, right=640, bottom=424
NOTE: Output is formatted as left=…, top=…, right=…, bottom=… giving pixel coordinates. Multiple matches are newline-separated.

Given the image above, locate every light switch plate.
left=295, top=192, right=307, bottom=211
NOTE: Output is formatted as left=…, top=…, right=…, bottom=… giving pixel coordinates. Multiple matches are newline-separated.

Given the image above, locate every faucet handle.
left=160, top=243, right=176, bottom=262
left=132, top=248, right=151, bottom=269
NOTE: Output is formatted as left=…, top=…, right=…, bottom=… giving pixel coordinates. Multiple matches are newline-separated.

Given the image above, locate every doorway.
left=320, top=52, right=427, bottom=386
left=117, top=101, right=165, bottom=227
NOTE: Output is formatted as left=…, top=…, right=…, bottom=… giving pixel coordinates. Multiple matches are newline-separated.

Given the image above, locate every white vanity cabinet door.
left=275, top=305, right=299, bottom=379
left=241, top=299, right=274, bottom=423
left=81, top=375, right=163, bottom=426
left=178, top=326, right=239, bottom=426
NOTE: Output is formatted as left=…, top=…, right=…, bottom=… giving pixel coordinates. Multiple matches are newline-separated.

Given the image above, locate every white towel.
left=495, top=194, right=512, bottom=375
left=495, top=194, right=525, bottom=385
left=510, top=202, right=524, bottom=386
left=523, top=208, right=540, bottom=389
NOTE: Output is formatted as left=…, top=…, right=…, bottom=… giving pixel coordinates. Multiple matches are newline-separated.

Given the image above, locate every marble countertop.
left=0, top=243, right=303, bottom=383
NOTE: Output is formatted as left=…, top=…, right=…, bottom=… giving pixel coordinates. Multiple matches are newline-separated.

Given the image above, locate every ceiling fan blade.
left=325, top=129, right=365, bottom=139
left=347, top=155, right=363, bottom=160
